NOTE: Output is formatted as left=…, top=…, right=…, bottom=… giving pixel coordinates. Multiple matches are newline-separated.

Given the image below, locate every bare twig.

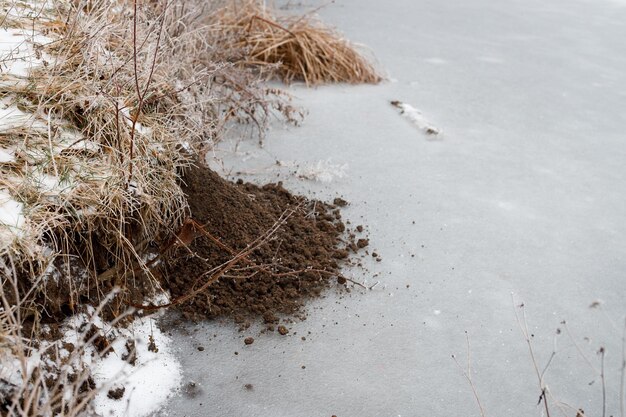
left=599, top=346, right=606, bottom=417
left=452, top=332, right=487, bottom=417
left=512, top=296, right=551, bottom=417
left=619, top=318, right=626, bottom=417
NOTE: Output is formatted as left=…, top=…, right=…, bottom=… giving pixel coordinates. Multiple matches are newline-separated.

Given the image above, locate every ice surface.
left=158, top=0, right=626, bottom=416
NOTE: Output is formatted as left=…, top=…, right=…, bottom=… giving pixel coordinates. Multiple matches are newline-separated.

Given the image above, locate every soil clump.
left=161, top=163, right=356, bottom=326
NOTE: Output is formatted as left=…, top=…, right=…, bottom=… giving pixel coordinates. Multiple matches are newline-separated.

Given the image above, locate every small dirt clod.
left=107, top=386, right=125, bottom=400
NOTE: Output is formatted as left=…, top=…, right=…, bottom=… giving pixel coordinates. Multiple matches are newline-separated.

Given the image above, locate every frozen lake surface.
left=157, top=0, right=626, bottom=416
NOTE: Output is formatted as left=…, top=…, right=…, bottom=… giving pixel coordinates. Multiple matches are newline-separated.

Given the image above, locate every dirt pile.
left=161, top=163, right=361, bottom=326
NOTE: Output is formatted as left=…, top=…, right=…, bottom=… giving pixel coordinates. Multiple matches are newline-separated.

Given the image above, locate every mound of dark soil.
left=161, top=163, right=355, bottom=325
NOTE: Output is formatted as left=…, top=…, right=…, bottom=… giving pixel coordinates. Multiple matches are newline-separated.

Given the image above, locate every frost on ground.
left=278, top=158, right=348, bottom=182
left=390, top=100, right=441, bottom=137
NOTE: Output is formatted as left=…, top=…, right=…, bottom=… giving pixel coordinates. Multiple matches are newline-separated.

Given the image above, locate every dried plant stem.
left=562, top=320, right=600, bottom=374
left=619, top=318, right=626, bottom=417
left=452, top=332, right=487, bottom=417
left=599, top=347, right=606, bottom=417
left=128, top=0, right=166, bottom=186
left=512, top=296, right=551, bottom=417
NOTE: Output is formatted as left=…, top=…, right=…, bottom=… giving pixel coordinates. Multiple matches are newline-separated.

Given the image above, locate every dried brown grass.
left=0, top=0, right=379, bottom=413
left=211, top=0, right=382, bottom=85
left=0, top=0, right=303, bottom=414
left=0, top=0, right=301, bottom=316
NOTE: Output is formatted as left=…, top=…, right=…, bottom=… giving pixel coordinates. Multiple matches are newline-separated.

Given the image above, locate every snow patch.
left=0, top=27, right=51, bottom=77
left=120, top=106, right=152, bottom=137
left=390, top=101, right=441, bottom=137
left=57, top=299, right=182, bottom=417
left=91, top=315, right=182, bottom=417
left=0, top=147, right=15, bottom=162
left=0, top=190, right=25, bottom=241
left=0, top=101, right=37, bottom=131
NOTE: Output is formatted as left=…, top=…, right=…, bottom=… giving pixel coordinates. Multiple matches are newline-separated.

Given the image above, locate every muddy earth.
left=161, top=163, right=364, bottom=328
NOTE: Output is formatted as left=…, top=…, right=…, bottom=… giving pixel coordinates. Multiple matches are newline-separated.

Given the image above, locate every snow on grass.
left=0, top=339, right=44, bottom=407
left=390, top=100, right=441, bottom=137
left=0, top=99, right=38, bottom=131
left=0, top=190, right=25, bottom=244
left=0, top=146, right=14, bottom=162
left=0, top=190, right=23, bottom=227
left=0, top=351, right=21, bottom=388
left=1, top=4, right=185, bottom=415
left=27, top=169, right=73, bottom=195
left=0, top=27, right=51, bottom=77
left=0, top=301, right=182, bottom=417
left=55, top=127, right=101, bottom=152
left=120, top=106, right=153, bottom=137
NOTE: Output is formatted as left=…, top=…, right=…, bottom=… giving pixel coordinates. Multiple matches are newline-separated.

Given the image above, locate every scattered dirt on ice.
left=107, top=386, right=125, bottom=400
left=161, top=163, right=361, bottom=328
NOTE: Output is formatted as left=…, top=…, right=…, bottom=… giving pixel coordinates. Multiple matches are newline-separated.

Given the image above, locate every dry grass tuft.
left=211, top=0, right=382, bottom=85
